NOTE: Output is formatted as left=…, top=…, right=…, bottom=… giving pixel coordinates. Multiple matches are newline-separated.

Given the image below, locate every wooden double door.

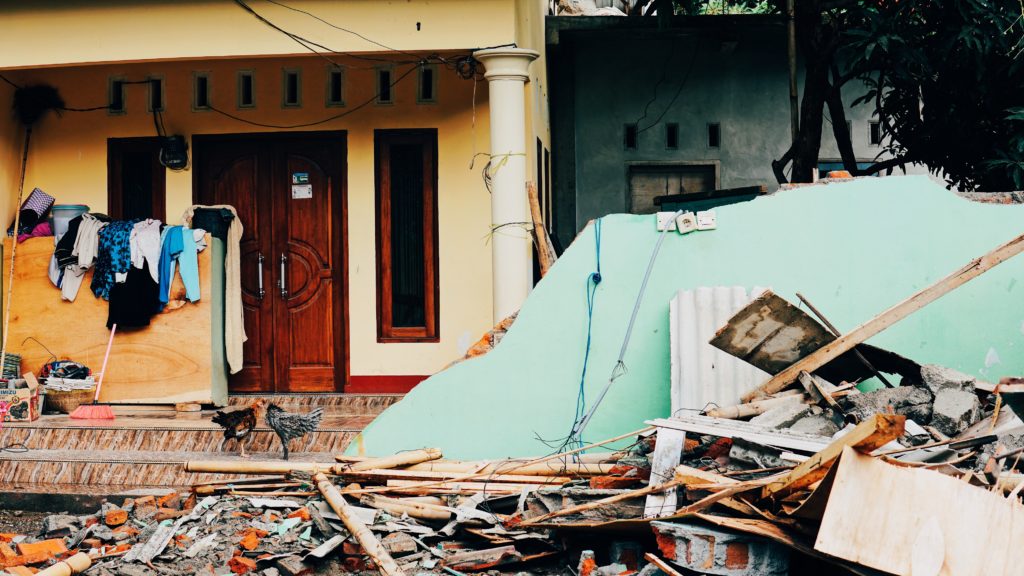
left=194, top=132, right=347, bottom=392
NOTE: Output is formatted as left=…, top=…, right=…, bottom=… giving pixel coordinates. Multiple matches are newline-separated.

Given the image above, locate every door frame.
left=191, top=130, right=350, bottom=392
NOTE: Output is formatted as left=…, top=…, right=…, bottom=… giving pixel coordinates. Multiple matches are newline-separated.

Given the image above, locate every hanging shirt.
left=107, top=263, right=160, bottom=329
left=60, top=213, right=109, bottom=302
left=91, top=220, right=136, bottom=301
left=158, top=226, right=185, bottom=307
left=130, top=219, right=162, bottom=283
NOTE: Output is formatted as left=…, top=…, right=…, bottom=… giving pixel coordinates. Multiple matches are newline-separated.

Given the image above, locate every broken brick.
left=228, top=555, right=257, bottom=574
left=16, top=539, right=67, bottom=559
left=155, top=508, right=187, bottom=522
left=238, top=530, right=262, bottom=552
left=104, top=509, right=128, bottom=527
left=157, top=492, right=181, bottom=510
left=590, top=476, right=642, bottom=490
left=286, top=508, right=310, bottom=522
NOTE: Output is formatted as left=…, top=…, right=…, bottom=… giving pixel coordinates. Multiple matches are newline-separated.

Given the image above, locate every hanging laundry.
left=91, top=220, right=136, bottom=301
left=158, top=226, right=206, bottom=309
left=107, top=263, right=159, bottom=329
left=57, top=213, right=109, bottom=302
left=130, top=219, right=162, bottom=283
left=183, top=205, right=246, bottom=374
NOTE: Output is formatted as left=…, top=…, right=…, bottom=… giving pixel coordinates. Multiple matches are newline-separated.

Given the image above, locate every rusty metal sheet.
left=708, top=290, right=921, bottom=386
left=709, top=290, right=835, bottom=375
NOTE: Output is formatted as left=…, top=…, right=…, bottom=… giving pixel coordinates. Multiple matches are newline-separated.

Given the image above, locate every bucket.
left=52, top=204, right=89, bottom=242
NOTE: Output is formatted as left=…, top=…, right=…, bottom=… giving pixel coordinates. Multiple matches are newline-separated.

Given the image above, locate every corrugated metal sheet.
left=669, top=286, right=771, bottom=415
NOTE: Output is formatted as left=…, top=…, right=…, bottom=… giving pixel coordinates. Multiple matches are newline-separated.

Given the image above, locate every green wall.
left=357, top=176, right=1024, bottom=460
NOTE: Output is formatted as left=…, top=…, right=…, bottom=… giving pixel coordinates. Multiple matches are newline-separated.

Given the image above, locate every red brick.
left=229, top=556, right=257, bottom=574
left=105, top=510, right=128, bottom=527
left=725, top=542, right=749, bottom=569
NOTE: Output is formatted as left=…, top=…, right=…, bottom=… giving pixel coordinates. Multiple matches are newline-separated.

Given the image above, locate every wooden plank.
left=643, top=553, right=684, bottom=576
left=814, top=447, right=1024, bottom=576
left=742, top=231, right=1024, bottom=401
left=527, top=182, right=557, bottom=277
left=763, top=413, right=905, bottom=500
left=643, top=428, right=685, bottom=518
left=521, top=475, right=688, bottom=525
left=648, top=415, right=831, bottom=454
left=4, top=236, right=215, bottom=404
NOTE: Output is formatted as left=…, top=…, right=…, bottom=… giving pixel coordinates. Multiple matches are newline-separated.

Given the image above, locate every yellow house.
left=0, top=1, right=550, bottom=401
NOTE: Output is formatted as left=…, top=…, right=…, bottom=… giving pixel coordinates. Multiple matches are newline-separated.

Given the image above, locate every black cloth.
left=54, top=215, right=83, bottom=268
left=107, top=263, right=160, bottom=329
left=189, top=208, right=235, bottom=242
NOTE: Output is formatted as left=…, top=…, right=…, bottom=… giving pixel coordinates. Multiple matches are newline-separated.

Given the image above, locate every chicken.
left=211, top=399, right=265, bottom=458
left=264, top=403, right=324, bottom=460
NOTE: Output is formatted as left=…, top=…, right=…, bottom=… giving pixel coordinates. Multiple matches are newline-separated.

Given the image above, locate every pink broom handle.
left=93, top=324, right=117, bottom=403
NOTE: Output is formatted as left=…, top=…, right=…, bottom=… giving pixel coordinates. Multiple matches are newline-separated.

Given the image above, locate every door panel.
left=194, top=133, right=347, bottom=393
left=274, top=148, right=342, bottom=392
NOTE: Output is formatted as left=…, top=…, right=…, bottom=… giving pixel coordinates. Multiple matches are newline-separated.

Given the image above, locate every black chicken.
left=211, top=399, right=265, bottom=458
left=265, top=403, right=324, bottom=460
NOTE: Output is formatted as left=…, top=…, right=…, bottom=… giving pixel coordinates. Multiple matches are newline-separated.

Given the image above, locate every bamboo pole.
left=521, top=476, right=688, bottom=525
left=314, top=473, right=406, bottom=576
left=705, top=391, right=806, bottom=419
left=340, top=448, right=442, bottom=472
left=360, top=494, right=453, bottom=522
left=187, top=426, right=654, bottom=496
left=35, top=553, right=90, bottom=576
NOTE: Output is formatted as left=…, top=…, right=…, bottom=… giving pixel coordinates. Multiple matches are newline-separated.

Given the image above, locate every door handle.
left=279, top=253, right=289, bottom=299
left=257, top=252, right=265, bottom=301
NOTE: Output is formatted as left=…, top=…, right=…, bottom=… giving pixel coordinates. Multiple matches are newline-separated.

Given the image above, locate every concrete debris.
left=841, top=385, right=934, bottom=423
left=931, top=387, right=983, bottom=437
left=749, top=401, right=812, bottom=429
left=919, top=363, right=981, bottom=394
left=788, top=414, right=840, bottom=437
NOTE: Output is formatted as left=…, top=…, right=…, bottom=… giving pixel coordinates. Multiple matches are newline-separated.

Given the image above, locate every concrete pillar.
left=473, top=47, right=539, bottom=323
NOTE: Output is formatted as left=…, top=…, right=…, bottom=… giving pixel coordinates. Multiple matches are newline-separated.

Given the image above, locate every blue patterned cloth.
left=91, top=220, right=137, bottom=300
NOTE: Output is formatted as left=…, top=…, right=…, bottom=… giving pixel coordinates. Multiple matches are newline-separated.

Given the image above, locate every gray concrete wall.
left=555, top=23, right=930, bottom=241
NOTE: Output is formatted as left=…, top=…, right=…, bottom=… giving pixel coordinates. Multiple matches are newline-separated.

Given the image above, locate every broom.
left=69, top=324, right=116, bottom=420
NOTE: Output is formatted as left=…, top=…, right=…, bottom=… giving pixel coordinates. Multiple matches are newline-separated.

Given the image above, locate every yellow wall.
left=2, top=55, right=495, bottom=376
left=0, top=0, right=516, bottom=69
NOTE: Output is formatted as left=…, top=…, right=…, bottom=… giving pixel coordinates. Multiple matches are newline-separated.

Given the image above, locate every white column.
left=473, top=47, right=539, bottom=324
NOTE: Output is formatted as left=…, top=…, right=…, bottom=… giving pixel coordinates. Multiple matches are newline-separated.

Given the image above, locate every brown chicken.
left=212, top=399, right=266, bottom=458
left=265, top=404, right=324, bottom=460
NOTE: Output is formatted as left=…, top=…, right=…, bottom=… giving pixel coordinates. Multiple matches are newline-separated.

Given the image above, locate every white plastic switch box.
left=676, top=212, right=697, bottom=235
left=656, top=211, right=678, bottom=231
left=696, top=210, right=717, bottom=230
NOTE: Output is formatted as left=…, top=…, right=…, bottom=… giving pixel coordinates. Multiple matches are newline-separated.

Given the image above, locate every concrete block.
left=42, top=513, right=78, bottom=537
left=788, top=414, right=840, bottom=437
left=652, top=520, right=789, bottom=575
left=729, top=438, right=785, bottom=469
left=750, top=401, right=811, bottom=429
left=931, top=388, right=982, bottom=437
left=841, top=386, right=933, bottom=423
left=920, top=364, right=978, bottom=394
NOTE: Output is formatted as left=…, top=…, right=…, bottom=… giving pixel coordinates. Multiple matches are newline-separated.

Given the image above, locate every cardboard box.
left=0, top=373, right=40, bottom=422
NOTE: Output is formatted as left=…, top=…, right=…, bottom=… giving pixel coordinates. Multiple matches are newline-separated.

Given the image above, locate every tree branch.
left=860, top=155, right=912, bottom=176
left=827, top=65, right=859, bottom=173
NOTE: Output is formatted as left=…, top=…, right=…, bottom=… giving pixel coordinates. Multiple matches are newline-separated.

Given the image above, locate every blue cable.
left=571, top=218, right=602, bottom=450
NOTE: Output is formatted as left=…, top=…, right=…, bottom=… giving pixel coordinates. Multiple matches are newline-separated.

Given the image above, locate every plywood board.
left=4, top=235, right=215, bottom=404
left=815, top=446, right=1024, bottom=575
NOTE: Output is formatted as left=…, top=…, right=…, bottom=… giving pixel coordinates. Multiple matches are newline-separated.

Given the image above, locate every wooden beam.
left=643, top=553, right=684, bottom=576
left=340, top=448, right=442, bottom=472
left=743, top=231, right=1024, bottom=401
left=644, top=428, right=685, bottom=518
left=521, top=476, right=688, bottom=526
left=763, top=413, right=905, bottom=500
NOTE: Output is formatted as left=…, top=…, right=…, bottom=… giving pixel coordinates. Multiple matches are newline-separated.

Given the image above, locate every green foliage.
left=843, top=0, right=1024, bottom=190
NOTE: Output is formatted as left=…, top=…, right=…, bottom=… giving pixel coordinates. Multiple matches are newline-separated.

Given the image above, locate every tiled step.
left=0, top=450, right=337, bottom=487
left=227, top=393, right=403, bottom=416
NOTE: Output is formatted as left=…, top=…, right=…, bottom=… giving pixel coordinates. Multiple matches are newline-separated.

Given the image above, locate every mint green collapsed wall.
left=356, top=176, right=1024, bottom=460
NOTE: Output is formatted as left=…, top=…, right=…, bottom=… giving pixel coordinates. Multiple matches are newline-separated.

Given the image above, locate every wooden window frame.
left=107, top=137, right=166, bottom=222
left=374, top=129, right=439, bottom=343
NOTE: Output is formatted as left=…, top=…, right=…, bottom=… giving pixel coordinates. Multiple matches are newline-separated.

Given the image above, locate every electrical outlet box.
left=656, top=212, right=678, bottom=231
left=696, top=210, right=717, bottom=230
left=676, top=212, right=697, bottom=235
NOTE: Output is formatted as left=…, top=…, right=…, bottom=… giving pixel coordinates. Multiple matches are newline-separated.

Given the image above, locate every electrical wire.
left=638, top=39, right=701, bottom=134
left=570, top=218, right=603, bottom=451
left=262, top=0, right=421, bottom=59
left=207, top=64, right=418, bottom=129
left=567, top=211, right=685, bottom=445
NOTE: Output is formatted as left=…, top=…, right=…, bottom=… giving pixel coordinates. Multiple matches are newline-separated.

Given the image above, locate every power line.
left=262, top=0, right=420, bottom=60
